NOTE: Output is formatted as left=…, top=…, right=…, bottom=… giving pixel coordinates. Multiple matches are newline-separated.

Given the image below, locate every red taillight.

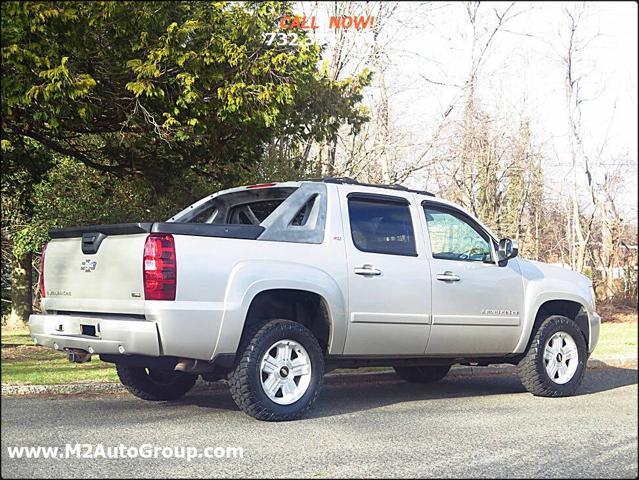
left=143, top=234, right=177, bottom=301
left=39, top=242, right=48, bottom=298
left=246, top=183, right=276, bottom=189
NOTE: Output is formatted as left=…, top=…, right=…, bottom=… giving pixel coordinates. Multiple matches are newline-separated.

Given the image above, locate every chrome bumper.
left=28, top=314, right=161, bottom=356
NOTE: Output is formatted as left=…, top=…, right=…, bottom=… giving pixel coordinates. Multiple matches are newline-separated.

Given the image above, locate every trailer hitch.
left=67, top=349, right=92, bottom=363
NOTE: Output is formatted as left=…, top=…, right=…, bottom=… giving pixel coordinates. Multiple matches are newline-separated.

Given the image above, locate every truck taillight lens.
left=143, top=234, right=176, bottom=301
left=39, top=242, right=47, bottom=298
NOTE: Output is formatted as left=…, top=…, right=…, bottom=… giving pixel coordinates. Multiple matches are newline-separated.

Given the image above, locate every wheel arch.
left=243, top=288, right=332, bottom=354
left=517, top=297, right=590, bottom=355
left=212, top=261, right=347, bottom=361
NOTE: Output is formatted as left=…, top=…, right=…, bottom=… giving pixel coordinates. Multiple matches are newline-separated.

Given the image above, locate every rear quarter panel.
left=158, top=185, right=349, bottom=360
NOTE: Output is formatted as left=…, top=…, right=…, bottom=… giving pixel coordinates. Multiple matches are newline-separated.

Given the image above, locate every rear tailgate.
left=43, top=229, right=149, bottom=315
left=42, top=222, right=264, bottom=316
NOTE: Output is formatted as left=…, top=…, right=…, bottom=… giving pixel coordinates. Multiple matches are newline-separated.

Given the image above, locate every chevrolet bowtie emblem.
left=80, top=259, right=97, bottom=272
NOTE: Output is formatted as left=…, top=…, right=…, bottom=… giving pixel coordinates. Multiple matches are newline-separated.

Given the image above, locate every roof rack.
left=306, top=177, right=436, bottom=197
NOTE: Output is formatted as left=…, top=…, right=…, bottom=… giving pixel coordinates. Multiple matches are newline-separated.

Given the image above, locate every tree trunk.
left=7, top=252, right=33, bottom=328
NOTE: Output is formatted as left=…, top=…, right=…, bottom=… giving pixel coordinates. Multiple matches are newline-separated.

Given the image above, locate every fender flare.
left=514, top=291, right=591, bottom=354
left=211, top=260, right=347, bottom=359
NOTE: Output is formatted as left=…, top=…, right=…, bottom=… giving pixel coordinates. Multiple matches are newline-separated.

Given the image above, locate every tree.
left=1, top=137, right=55, bottom=327
left=1, top=1, right=370, bottom=324
left=2, top=2, right=367, bottom=185
left=559, top=4, right=632, bottom=303
left=561, top=4, right=597, bottom=274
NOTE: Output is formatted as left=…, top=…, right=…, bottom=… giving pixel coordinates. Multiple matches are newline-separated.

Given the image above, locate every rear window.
left=175, top=187, right=297, bottom=225
left=228, top=200, right=284, bottom=224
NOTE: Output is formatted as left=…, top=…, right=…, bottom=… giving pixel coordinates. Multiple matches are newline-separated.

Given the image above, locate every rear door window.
left=348, top=195, right=417, bottom=256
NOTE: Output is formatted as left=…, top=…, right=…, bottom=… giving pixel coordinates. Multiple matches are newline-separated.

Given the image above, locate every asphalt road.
left=2, top=368, right=637, bottom=479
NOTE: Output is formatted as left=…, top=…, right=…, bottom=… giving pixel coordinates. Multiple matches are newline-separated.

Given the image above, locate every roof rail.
left=306, top=177, right=436, bottom=197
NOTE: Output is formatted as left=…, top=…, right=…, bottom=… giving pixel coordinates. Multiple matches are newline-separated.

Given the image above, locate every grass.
left=1, top=328, right=33, bottom=347
left=1, top=312, right=636, bottom=386
left=594, top=321, right=637, bottom=359
left=2, top=327, right=117, bottom=385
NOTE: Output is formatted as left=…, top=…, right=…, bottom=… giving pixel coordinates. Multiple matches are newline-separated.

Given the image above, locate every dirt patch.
left=598, top=302, right=638, bottom=323
left=1, top=344, right=61, bottom=361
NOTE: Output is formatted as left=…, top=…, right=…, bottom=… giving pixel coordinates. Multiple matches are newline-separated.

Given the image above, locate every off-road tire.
left=228, top=319, right=324, bottom=421
left=116, top=364, right=197, bottom=401
left=517, top=315, right=587, bottom=397
left=393, top=364, right=452, bottom=384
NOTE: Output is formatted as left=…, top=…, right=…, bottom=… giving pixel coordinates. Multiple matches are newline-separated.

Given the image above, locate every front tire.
left=116, top=364, right=197, bottom=401
left=517, top=315, right=587, bottom=397
left=228, top=319, right=324, bottom=421
left=394, top=364, right=451, bottom=384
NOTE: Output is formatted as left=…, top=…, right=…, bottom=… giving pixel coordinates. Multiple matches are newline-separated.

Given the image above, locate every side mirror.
left=497, top=238, right=519, bottom=267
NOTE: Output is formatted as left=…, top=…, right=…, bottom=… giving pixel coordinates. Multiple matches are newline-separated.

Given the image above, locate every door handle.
left=354, top=265, right=382, bottom=276
left=436, top=271, right=460, bottom=282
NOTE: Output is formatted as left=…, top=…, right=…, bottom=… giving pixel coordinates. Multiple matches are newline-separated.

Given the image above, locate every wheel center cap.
left=556, top=352, right=563, bottom=362
left=279, top=366, right=289, bottom=378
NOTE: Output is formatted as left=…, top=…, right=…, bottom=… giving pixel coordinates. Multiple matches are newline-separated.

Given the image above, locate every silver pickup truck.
left=29, top=177, right=600, bottom=421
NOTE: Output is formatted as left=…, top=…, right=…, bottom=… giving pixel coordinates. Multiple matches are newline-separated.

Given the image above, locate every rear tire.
left=394, top=364, right=451, bottom=384
left=116, top=364, right=197, bottom=401
left=228, top=319, right=324, bottom=421
left=517, top=315, right=587, bottom=397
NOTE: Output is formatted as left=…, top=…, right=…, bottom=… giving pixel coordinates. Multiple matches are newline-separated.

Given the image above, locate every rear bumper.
left=28, top=314, right=161, bottom=356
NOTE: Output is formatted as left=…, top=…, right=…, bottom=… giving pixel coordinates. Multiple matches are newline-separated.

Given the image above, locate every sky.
left=297, top=1, right=638, bottom=222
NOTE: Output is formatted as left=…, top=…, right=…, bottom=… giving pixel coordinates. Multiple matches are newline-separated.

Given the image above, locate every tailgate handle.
left=81, top=232, right=107, bottom=254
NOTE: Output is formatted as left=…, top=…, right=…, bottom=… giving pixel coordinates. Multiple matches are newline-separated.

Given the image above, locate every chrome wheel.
left=543, top=331, right=578, bottom=384
left=260, top=339, right=312, bottom=405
